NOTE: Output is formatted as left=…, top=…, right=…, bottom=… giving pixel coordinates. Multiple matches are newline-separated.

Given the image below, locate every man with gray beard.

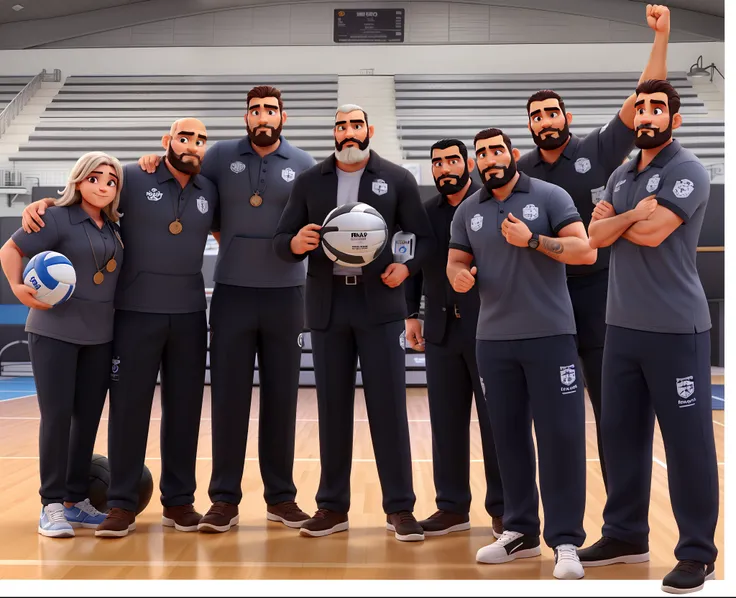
left=274, top=104, right=434, bottom=541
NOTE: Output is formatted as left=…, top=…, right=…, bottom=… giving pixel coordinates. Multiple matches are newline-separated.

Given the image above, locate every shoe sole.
left=386, top=523, right=425, bottom=542
left=581, top=553, right=650, bottom=568
left=197, top=515, right=239, bottom=533
left=661, top=570, right=716, bottom=595
left=162, top=516, right=199, bottom=532
left=95, top=522, right=136, bottom=538
left=266, top=512, right=309, bottom=529
left=299, top=521, right=349, bottom=537
left=477, top=546, right=542, bottom=564
left=421, top=522, right=471, bottom=537
left=37, top=526, right=74, bottom=538
left=68, top=521, right=105, bottom=529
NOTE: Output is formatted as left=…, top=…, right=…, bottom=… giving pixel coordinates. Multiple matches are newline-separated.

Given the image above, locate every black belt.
left=334, top=274, right=363, bottom=286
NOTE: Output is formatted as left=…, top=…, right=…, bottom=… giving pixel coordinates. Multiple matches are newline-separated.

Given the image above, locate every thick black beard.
left=531, top=121, right=570, bottom=150
left=434, top=167, right=470, bottom=196
left=481, top=159, right=518, bottom=192
left=248, top=122, right=283, bottom=147
left=166, top=144, right=201, bottom=175
left=335, top=135, right=370, bottom=151
left=634, top=123, right=672, bottom=149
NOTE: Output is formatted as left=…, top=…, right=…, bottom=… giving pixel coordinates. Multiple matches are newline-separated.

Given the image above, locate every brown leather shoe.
left=266, top=500, right=310, bottom=528
left=299, top=509, right=349, bottom=537
left=198, top=501, right=239, bottom=533
left=492, top=515, right=504, bottom=539
left=418, top=510, right=471, bottom=536
left=162, top=504, right=202, bottom=532
left=386, top=511, right=424, bottom=542
left=95, top=508, right=136, bottom=538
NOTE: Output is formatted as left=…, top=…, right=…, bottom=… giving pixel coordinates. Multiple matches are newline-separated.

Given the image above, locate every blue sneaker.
left=38, top=503, right=74, bottom=538
left=64, top=498, right=107, bottom=528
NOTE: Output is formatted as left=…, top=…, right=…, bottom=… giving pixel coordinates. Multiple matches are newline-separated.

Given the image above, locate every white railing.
left=0, top=68, right=60, bottom=140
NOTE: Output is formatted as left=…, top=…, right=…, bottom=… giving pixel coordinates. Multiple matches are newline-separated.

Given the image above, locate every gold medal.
left=106, top=258, right=117, bottom=273
left=250, top=193, right=263, bottom=207
left=169, top=220, right=183, bottom=235
left=93, top=271, right=104, bottom=285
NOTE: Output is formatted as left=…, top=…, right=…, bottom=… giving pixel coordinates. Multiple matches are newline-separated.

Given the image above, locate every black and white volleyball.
left=320, top=202, right=388, bottom=267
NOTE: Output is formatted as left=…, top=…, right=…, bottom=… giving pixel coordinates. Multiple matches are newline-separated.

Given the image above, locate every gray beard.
left=335, top=146, right=370, bottom=164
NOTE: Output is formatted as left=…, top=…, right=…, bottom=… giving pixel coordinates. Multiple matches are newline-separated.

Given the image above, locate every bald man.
left=22, top=118, right=220, bottom=537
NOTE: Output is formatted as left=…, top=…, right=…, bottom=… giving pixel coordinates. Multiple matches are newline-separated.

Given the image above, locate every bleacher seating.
left=395, top=72, right=724, bottom=166
left=0, top=76, right=32, bottom=112
left=10, top=75, right=339, bottom=164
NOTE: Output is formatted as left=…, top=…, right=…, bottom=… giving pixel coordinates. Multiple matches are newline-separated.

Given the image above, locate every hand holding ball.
left=21, top=251, right=76, bottom=308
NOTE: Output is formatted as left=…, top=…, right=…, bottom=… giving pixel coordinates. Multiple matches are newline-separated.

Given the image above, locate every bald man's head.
left=162, top=117, right=208, bottom=175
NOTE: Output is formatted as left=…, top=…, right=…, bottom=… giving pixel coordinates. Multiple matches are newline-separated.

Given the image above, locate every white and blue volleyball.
left=23, top=251, right=76, bottom=306
left=320, top=202, right=388, bottom=267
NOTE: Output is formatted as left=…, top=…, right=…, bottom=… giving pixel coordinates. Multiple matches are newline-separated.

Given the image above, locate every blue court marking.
left=712, top=384, right=724, bottom=411
left=0, top=377, right=36, bottom=401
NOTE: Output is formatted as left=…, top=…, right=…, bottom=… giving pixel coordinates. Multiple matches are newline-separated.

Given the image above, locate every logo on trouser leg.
left=399, top=330, right=406, bottom=350
left=560, top=364, right=578, bottom=395
left=111, top=357, right=121, bottom=382
left=479, top=376, right=486, bottom=398
left=677, top=376, right=696, bottom=407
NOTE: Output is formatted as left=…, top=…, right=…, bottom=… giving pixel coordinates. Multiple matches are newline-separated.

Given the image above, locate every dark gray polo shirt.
left=517, top=113, right=635, bottom=276
left=114, top=161, right=218, bottom=314
left=202, top=136, right=316, bottom=288
left=605, top=139, right=711, bottom=334
left=450, top=173, right=581, bottom=341
left=12, top=204, right=124, bottom=345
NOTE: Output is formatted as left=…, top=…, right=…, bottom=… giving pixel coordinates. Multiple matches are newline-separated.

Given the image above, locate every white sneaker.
left=476, top=530, right=542, bottom=564
left=554, top=544, right=585, bottom=579
left=38, top=503, right=74, bottom=538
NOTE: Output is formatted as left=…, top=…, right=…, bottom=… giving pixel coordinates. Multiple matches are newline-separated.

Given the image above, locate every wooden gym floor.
left=0, top=383, right=725, bottom=581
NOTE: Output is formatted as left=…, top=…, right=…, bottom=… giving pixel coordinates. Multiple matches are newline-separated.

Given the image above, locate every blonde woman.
left=0, top=152, right=124, bottom=537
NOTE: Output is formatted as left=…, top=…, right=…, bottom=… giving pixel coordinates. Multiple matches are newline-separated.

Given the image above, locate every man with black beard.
left=448, top=128, right=596, bottom=579
left=137, top=86, right=316, bottom=533
left=515, top=4, right=671, bottom=492
left=274, top=104, right=434, bottom=541
left=580, top=80, right=718, bottom=595
left=403, top=138, right=504, bottom=538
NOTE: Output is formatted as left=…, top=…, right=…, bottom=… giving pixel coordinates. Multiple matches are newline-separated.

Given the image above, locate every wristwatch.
left=528, top=232, right=540, bottom=250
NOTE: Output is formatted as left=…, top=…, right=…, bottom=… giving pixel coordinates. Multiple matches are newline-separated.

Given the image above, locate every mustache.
left=538, top=127, right=563, bottom=137
left=336, top=137, right=366, bottom=150
left=438, top=175, right=461, bottom=185
left=636, top=124, right=660, bottom=133
left=481, top=165, right=506, bottom=179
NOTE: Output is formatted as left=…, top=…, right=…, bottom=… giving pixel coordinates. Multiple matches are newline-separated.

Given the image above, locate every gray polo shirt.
left=449, top=173, right=581, bottom=341
left=114, top=161, right=218, bottom=314
left=605, top=139, right=711, bottom=334
left=12, top=204, right=124, bottom=345
left=201, top=135, right=316, bottom=287
left=517, top=113, right=635, bottom=276
left=333, top=166, right=365, bottom=276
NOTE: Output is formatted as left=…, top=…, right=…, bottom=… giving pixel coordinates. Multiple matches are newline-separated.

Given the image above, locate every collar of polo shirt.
left=533, top=134, right=579, bottom=167
left=436, top=180, right=480, bottom=208
left=478, top=172, right=531, bottom=203
left=321, top=149, right=380, bottom=175
left=68, top=202, right=112, bottom=225
left=238, top=135, right=292, bottom=159
left=155, top=158, right=203, bottom=189
left=628, top=139, right=682, bottom=173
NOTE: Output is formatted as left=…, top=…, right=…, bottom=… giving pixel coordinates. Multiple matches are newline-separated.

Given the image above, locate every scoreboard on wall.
left=334, top=9, right=405, bottom=43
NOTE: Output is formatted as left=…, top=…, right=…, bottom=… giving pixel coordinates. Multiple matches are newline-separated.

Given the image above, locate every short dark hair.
left=247, top=85, right=284, bottom=112
left=635, top=79, right=681, bottom=114
left=526, top=89, right=566, bottom=116
left=430, top=138, right=468, bottom=162
left=474, top=128, right=513, bottom=152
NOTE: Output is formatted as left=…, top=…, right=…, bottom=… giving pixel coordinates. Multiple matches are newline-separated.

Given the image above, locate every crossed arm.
left=588, top=197, right=683, bottom=248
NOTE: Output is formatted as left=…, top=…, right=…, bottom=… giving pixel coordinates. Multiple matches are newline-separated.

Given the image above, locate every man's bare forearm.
left=589, top=212, right=639, bottom=248
left=536, top=235, right=597, bottom=265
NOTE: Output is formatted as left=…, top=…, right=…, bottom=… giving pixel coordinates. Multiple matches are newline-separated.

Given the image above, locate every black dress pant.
left=424, top=316, right=504, bottom=517
left=28, top=333, right=111, bottom=505
left=601, top=325, right=719, bottom=564
left=107, top=309, right=207, bottom=512
left=311, top=281, right=416, bottom=515
left=208, top=283, right=303, bottom=506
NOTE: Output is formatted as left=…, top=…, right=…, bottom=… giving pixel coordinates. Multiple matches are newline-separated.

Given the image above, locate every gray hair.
left=56, top=151, right=124, bottom=222
left=335, top=103, right=369, bottom=124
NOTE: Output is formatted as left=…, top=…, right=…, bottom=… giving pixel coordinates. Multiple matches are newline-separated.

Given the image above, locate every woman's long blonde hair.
left=55, top=151, right=124, bottom=222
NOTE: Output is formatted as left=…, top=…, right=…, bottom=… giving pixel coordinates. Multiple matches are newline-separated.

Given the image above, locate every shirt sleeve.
left=11, top=210, right=60, bottom=257
left=655, top=161, right=711, bottom=224
left=449, top=201, right=472, bottom=254
left=596, top=113, right=636, bottom=173
left=547, top=184, right=583, bottom=235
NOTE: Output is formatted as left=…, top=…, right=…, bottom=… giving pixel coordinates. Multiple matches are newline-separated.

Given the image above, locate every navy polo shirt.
left=450, top=173, right=581, bottom=341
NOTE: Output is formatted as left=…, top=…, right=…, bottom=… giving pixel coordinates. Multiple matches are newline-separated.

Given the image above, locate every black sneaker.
left=418, top=510, right=470, bottom=536
left=577, top=536, right=649, bottom=567
left=386, top=511, right=424, bottom=542
left=662, top=561, right=715, bottom=594
left=476, top=530, right=541, bottom=564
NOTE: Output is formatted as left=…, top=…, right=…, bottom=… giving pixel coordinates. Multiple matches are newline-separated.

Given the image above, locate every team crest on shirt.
left=372, top=179, right=388, bottom=196
left=673, top=179, right=695, bottom=199
left=146, top=188, right=163, bottom=202
left=197, top=196, right=208, bottom=214
left=470, top=213, right=483, bottom=231
left=614, top=180, right=627, bottom=193
left=522, top=204, right=539, bottom=221
left=591, top=186, right=606, bottom=205
left=676, top=376, right=695, bottom=399
left=282, top=167, right=296, bottom=182
left=575, top=157, right=592, bottom=174
left=646, top=174, right=660, bottom=194
left=230, top=161, right=246, bottom=174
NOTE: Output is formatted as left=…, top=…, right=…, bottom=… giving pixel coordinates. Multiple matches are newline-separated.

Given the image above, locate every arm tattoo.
left=540, top=236, right=564, bottom=255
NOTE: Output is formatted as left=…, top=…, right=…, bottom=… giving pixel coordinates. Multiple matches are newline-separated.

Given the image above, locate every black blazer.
left=405, top=182, right=481, bottom=345
left=274, top=151, right=434, bottom=331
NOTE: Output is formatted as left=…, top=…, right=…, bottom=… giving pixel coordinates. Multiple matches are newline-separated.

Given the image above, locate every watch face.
left=529, top=238, right=539, bottom=249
